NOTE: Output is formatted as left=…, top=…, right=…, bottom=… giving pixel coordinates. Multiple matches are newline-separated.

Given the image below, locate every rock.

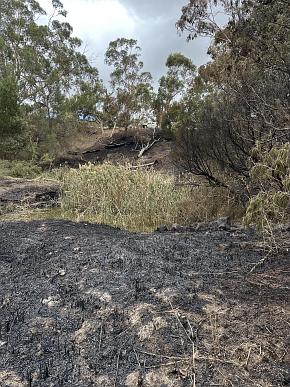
left=156, top=225, right=168, bottom=233
left=42, top=296, right=60, bottom=307
left=209, top=217, right=231, bottom=231
left=171, top=223, right=185, bottom=232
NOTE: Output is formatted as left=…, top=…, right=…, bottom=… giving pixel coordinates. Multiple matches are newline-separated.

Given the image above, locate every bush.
left=244, top=143, right=290, bottom=230
left=0, top=160, right=42, bottom=178
left=0, top=75, right=32, bottom=159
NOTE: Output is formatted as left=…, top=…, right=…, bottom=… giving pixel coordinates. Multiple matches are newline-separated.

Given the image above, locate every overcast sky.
left=39, top=0, right=211, bottom=85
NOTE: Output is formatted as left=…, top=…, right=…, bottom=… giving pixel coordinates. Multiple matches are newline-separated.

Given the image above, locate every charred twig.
left=245, top=347, right=252, bottom=370
left=98, top=324, right=103, bottom=353
left=114, top=350, right=121, bottom=387
left=130, top=161, right=157, bottom=169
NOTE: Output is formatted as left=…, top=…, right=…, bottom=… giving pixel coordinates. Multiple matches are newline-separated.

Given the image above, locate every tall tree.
left=155, top=53, right=196, bottom=135
left=0, top=0, right=101, bottom=124
left=177, top=0, right=244, bottom=39
left=105, top=38, right=153, bottom=129
left=175, top=0, right=290, bottom=192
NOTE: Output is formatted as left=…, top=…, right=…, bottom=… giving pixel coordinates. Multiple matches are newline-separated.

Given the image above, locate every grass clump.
left=181, top=185, right=244, bottom=223
left=59, top=163, right=191, bottom=232
left=0, top=161, right=244, bottom=230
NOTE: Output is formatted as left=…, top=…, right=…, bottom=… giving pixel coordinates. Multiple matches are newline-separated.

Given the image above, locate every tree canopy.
left=0, top=0, right=103, bottom=156
left=175, top=0, right=290, bottom=195
left=104, top=38, right=153, bottom=129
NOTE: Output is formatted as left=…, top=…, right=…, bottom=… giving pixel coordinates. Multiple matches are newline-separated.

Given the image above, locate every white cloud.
left=61, top=0, right=136, bottom=44
left=39, top=0, right=137, bottom=77
left=38, top=0, right=210, bottom=85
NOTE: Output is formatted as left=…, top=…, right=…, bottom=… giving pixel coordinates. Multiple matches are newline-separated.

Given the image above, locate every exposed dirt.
left=56, top=128, right=174, bottom=172
left=0, top=220, right=289, bottom=386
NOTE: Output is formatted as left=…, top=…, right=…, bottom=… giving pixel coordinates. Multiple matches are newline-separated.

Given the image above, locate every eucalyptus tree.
left=0, top=0, right=101, bottom=127
left=155, top=53, right=196, bottom=135
left=177, top=0, right=244, bottom=39
left=0, top=0, right=102, bottom=158
left=105, top=38, right=153, bottom=129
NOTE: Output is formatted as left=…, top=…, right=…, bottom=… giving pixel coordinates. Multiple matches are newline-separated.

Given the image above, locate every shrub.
left=244, top=143, right=290, bottom=231
left=0, top=160, right=42, bottom=178
left=0, top=75, right=32, bottom=159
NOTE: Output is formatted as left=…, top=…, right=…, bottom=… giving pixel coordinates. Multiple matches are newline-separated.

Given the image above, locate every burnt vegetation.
left=0, top=221, right=289, bottom=386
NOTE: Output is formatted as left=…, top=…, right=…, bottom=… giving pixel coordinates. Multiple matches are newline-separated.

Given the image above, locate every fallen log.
left=104, top=142, right=132, bottom=149
left=138, top=138, right=160, bottom=158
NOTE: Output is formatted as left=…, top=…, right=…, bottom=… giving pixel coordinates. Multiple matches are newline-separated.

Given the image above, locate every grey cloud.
left=118, top=0, right=210, bottom=84
left=66, top=0, right=211, bottom=87
left=120, top=0, right=184, bottom=18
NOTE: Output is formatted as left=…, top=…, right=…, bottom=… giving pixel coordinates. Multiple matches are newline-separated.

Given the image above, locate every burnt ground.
left=0, top=221, right=289, bottom=387
left=57, top=127, right=174, bottom=172
left=0, top=178, right=59, bottom=215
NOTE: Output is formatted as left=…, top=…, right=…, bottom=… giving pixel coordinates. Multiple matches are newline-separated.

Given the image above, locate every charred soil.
left=0, top=221, right=289, bottom=386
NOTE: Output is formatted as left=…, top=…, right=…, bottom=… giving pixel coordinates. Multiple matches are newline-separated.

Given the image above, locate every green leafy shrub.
left=10, top=161, right=42, bottom=178
left=0, top=160, right=42, bottom=178
left=0, top=75, right=32, bottom=159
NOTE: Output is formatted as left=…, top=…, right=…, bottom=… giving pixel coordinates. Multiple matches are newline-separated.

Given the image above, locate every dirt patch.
left=0, top=221, right=289, bottom=386
left=56, top=128, right=174, bottom=172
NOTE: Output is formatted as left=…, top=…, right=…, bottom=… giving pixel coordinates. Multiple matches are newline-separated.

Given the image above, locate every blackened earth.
left=0, top=221, right=289, bottom=386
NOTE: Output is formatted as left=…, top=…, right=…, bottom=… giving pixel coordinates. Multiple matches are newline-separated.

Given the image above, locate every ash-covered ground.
left=0, top=221, right=289, bottom=386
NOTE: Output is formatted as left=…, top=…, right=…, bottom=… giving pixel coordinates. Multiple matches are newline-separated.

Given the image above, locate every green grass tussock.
left=0, top=161, right=244, bottom=231
left=59, top=163, right=191, bottom=232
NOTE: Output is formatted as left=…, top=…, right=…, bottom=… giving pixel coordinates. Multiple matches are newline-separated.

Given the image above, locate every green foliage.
left=155, top=53, right=196, bottom=134
left=0, top=159, right=41, bottom=178
left=0, top=0, right=102, bottom=159
left=244, top=143, right=290, bottom=230
left=9, top=161, right=42, bottom=178
left=0, top=76, right=21, bottom=135
left=104, top=38, right=153, bottom=129
left=177, top=0, right=246, bottom=39
left=0, top=74, right=32, bottom=159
